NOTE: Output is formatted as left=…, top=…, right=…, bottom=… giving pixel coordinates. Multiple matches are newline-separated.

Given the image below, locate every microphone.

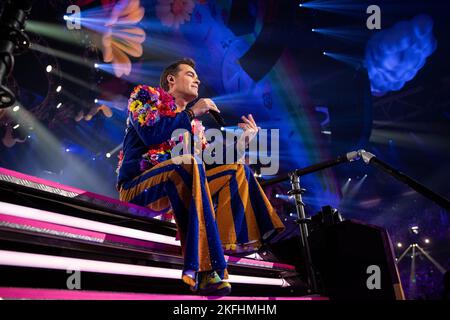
left=209, top=109, right=226, bottom=127
left=188, top=98, right=226, bottom=127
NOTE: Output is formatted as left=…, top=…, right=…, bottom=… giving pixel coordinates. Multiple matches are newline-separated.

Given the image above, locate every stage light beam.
left=323, top=51, right=364, bottom=69
left=341, top=178, right=351, bottom=195
left=346, top=174, right=368, bottom=198
left=313, top=26, right=368, bottom=44
left=415, top=244, right=446, bottom=274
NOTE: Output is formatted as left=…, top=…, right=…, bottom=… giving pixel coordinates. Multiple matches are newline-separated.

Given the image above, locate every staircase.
left=0, top=167, right=325, bottom=300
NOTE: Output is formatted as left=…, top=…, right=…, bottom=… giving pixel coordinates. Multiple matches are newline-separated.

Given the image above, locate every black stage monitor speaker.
left=261, top=218, right=405, bottom=300
left=309, top=219, right=405, bottom=300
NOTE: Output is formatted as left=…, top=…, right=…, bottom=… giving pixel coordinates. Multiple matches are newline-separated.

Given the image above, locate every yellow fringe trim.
left=182, top=274, right=196, bottom=287
left=223, top=268, right=229, bottom=280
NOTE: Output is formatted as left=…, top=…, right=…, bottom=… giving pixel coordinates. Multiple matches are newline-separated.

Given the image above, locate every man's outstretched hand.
left=237, top=114, right=260, bottom=150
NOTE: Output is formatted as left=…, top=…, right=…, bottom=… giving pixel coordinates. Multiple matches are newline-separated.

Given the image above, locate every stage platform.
left=0, top=167, right=320, bottom=300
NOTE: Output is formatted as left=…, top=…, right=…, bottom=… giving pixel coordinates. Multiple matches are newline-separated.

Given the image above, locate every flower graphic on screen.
left=102, top=0, right=146, bottom=77
left=156, top=0, right=196, bottom=29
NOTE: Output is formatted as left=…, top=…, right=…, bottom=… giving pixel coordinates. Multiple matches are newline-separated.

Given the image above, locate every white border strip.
left=0, top=201, right=180, bottom=247
left=0, top=250, right=287, bottom=286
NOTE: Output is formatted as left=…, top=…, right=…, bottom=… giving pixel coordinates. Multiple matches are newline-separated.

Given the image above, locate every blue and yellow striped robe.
left=117, top=85, right=285, bottom=286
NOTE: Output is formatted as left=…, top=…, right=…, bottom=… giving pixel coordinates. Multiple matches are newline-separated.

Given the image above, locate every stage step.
left=0, top=167, right=308, bottom=298
left=0, top=287, right=327, bottom=300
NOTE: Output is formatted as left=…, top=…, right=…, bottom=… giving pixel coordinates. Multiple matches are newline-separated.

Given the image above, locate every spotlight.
left=299, top=3, right=303, bottom=7
left=27, top=135, right=31, bottom=139
left=397, top=242, right=403, bottom=248
left=92, top=157, right=96, bottom=161
left=424, top=238, right=430, bottom=244
left=65, top=148, right=70, bottom=152
left=13, top=124, right=20, bottom=130
left=56, top=85, right=62, bottom=93
left=12, top=105, right=20, bottom=112
left=46, top=65, right=52, bottom=73
left=220, top=127, right=225, bottom=131
left=348, top=178, right=352, bottom=182
left=410, top=226, right=419, bottom=235
left=312, top=28, right=315, bottom=32
left=275, top=194, right=279, bottom=198
left=323, top=51, right=327, bottom=55
left=94, top=99, right=98, bottom=104
left=63, top=15, right=68, bottom=21
left=56, top=102, right=62, bottom=109
left=106, top=153, right=111, bottom=158
left=94, top=63, right=99, bottom=68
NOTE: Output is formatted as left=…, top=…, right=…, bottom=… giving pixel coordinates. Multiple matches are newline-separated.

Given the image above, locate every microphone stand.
left=262, top=149, right=450, bottom=295
left=358, top=150, right=450, bottom=211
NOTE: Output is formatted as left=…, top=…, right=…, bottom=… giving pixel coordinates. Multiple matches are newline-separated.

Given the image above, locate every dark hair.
left=160, top=58, right=196, bottom=91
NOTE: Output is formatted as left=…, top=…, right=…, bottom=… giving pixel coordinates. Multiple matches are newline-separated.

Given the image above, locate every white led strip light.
left=0, top=201, right=293, bottom=277
left=0, top=250, right=287, bottom=286
left=0, top=201, right=180, bottom=246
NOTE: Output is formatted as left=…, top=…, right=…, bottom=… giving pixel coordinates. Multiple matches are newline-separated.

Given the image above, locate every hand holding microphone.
left=190, top=98, right=226, bottom=126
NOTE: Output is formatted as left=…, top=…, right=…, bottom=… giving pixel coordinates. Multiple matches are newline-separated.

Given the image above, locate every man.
left=117, top=58, right=285, bottom=296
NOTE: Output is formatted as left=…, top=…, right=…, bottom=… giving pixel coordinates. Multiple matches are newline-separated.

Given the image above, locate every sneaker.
left=190, top=271, right=231, bottom=296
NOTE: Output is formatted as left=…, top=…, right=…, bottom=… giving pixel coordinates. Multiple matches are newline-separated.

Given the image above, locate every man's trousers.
left=119, top=154, right=285, bottom=286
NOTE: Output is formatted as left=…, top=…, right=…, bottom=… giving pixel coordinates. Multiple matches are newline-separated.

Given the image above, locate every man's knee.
left=171, top=154, right=199, bottom=166
left=171, top=154, right=205, bottom=175
left=236, top=163, right=252, bottom=175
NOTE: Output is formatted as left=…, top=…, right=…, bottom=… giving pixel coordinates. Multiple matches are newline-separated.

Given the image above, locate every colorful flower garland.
left=117, top=86, right=209, bottom=175
left=140, top=139, right=179, bottom=170
left=192, top=118, right=208, bottom=151
left=128, top=85, right=177, bottom=126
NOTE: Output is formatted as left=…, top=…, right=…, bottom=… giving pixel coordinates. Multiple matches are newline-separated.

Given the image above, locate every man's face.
left=170, top=64, right=200, bottom=101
